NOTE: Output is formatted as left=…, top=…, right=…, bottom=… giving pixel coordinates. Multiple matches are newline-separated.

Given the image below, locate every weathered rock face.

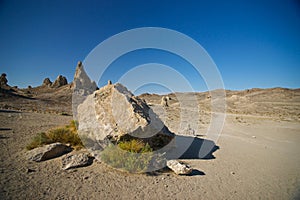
left=51, top=75, right=68, bottom=88
left=77, top=83, right=175, bottom=151
left=42, top=78, right=52, bottom=86
left=72, top=61, right=98, bottom=119
left=166, top=160, right=193, bottom=175
left=61, top=152, right=92, bottom=170
left=0, top=73, right=8, bottom=88
left=27, top=143, right=72, bottom=162
left=72, top=61, right=98, bottom=96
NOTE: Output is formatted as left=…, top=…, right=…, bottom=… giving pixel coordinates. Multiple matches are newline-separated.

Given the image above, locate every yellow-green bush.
left=26, top=120, right=83, bottom=150
left=26, top=132, right=52, bottom=150
left=101, top=139, right=153, bottom=173
left=118, top=139, right=151, bottom=153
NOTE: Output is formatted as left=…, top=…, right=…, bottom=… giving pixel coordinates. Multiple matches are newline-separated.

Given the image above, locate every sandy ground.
left=0, top=87, right=300, bottom=199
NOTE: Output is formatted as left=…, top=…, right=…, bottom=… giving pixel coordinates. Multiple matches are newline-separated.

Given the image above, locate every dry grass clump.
left=118, top=139, right=150, bottom=153
left=101, top=139, right=153, bottom=173
left=26, top=120, right=83, bottom=150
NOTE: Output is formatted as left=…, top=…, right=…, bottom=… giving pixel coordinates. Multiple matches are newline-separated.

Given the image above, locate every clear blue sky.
left=0, top=0, right=299, bottom=93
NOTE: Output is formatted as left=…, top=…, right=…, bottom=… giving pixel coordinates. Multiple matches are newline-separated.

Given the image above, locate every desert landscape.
left=0, top=66, right=299, bottom=200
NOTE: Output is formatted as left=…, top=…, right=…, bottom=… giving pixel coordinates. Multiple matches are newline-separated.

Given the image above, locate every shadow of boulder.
left=166, top=135, right=219, bottom=160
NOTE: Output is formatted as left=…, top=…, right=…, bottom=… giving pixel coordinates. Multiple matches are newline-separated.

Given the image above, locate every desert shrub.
left=26, top=132, right=51, bottom=150
left=118, top=139, right=151, bottom=153
left=26, top=120, right=83, bottom=150
left=47, top=127, right=82, bottom=149
left=101, top=139, right=153, bottom=173
left=66, top=120, right=78, bottom=133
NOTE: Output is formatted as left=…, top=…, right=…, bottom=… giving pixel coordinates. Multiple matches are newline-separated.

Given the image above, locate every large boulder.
left=77, top=83, right=175, bottom=151
left=42, top=78, right=52, bottom=87
left=51, top=75, right=68, bottom=88
left=27, top=143, right=72, bottom=162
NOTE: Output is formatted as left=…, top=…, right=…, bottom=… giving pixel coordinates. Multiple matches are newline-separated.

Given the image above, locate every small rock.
left=166, top=160, right=192, bottom=175
left=231, top=171, right=235, bottom=175
left=27, top=142, right=72, bottom=162
left=61, top=152, right=92, bottom=170
left=252, top=136, right=256, bottom=138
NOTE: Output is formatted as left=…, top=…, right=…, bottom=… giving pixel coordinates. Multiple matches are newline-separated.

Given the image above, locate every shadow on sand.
left=189, top=169, right=206, bottom=176
left=0, top=135, right=9, bottom=139
left=167, top=135, right=219, bottom=160
left=0, top=128, right=12, bottom=131
left=163, top=135, right=219, bottom=176
left=177, top=135, right=219, bottom=159
left=0, top=128, right=12, bottom=139
left=0, top=109, right=21, bottom=113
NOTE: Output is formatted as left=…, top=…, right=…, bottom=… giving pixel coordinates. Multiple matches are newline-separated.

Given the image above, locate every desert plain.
left=0, top=80, right=300, bottom=199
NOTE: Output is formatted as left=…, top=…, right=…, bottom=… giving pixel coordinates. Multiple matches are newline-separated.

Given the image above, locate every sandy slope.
left=0, top=88, right=300, bottom=199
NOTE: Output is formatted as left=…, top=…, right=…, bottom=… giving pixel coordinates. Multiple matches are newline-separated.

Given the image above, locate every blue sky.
left=0, top=0, right=299, bottom=94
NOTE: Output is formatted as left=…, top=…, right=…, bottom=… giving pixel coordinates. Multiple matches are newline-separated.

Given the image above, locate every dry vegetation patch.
left=101, top=139, right=153, bottom=173
left=26, top=120, right=83, bottom=150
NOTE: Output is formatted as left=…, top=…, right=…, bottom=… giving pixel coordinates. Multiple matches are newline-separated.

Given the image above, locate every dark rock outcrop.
left=0, top=73, right=8, bottom=88
left=52, top=75, right=68, bottom=88
left=42, top=78, right=52, bottom=87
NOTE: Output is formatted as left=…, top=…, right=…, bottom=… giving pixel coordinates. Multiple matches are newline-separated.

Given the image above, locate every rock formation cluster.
left=42, top=75, right=68, bottom=88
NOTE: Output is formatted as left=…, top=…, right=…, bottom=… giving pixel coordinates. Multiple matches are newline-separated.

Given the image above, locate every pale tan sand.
left=0, top=87, right=300, bottom=199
